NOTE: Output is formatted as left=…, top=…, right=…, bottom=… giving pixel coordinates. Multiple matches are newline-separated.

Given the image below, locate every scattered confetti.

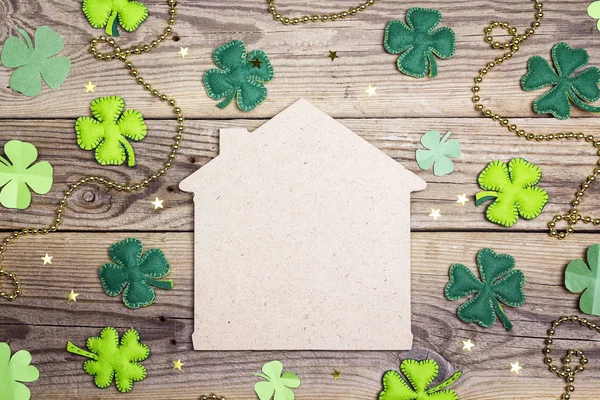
left=178, top=47, right=189, bottom=58
left=456, top=194, right=469, bottom=206
left=331, top=368, right=342, bottom=380
left=328, top=50, right=338, bottom=61
left=68, top=290, right=79, bottom=302
left=152, top=197, right=164, bottom=210
left=84, top=81, right=96, bottom=93
left=510, top=361, right=523, bottom=374
left=172, top=359, right=184, bottom=372
left=365, top=85, right=377, bottom=97
left=462, top=339, right=475, bottom=351
left=429, top=209, right=441, bottom=221
left=41, top=253, right=53, bottom=265
left=250, top=57, right=263, bottom=68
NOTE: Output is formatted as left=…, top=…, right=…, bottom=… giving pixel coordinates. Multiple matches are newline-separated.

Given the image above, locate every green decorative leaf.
left=82, top=0, right=148, bottom=36
left=588, top=1, right=600, bottom=31
left=565, top=244, right=600, bottom=316
left=0, top=342, right=39, bottom=400
left=254, top=360, right=300, bottom=400
left=415, top=131, right=461, bottom=176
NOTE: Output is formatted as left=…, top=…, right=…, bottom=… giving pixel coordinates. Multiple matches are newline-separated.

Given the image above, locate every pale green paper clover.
left=254, top=360, right=300, bottom=400
left=565, top=243, right=600, bottom=316
left=0, top=342, right=40, bottom=400
left=588, top=2, right=600, bottom=31
left=416, top=131, right=461, bottom=176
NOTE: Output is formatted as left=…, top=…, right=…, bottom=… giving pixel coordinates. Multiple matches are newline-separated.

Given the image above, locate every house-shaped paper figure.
left=180, top=99, right=426, bottom=350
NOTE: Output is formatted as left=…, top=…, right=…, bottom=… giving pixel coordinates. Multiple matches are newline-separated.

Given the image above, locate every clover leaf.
left=0, top=140, right=53, bottom=210
left=76, top=96, right=147, bottom=167
left=521, top=42, right=600, bottom=120
left=379, top=359, right=462, bottom=400
left=0, top=342, right=39, bottom=400
left=565, top=243, right=600, bottom=316
left=254, top=360, right=300, bottom=400
left=0, top=26, right=71, bottom=97
left=384, top=7, right=455, bottom=78
left=445, top=248, right=526, bottom=331
left=475, top=158, right=548, bottom=227
left=588, top=1, right=600, bottom=31
left=82, top=0, right=148, bottom=37
left=416, top=131, right=461, bottom=176
left=66, top=327, right=149, bottom=393
left=204, top=40, right=274, bottom=112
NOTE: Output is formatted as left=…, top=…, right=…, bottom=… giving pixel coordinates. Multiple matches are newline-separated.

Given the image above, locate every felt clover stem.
left=66, top=342, right=99, bottom=360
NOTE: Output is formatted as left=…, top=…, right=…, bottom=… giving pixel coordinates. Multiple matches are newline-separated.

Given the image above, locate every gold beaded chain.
left=543, top=316, right=598, bottom=399
left=200, top=395, right=226, bottom=400
left=472, top=0, right=600, bottom=239
left=0, top=0, right=184, bottom=301
left=266, top=0, right=376, bottom=25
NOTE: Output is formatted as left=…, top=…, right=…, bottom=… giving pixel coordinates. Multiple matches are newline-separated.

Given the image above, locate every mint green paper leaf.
left=416, top=131, right=461, bottom=176
left=589, top=2, right=600, bottom=31
left=565, top=243, right=600, bottom=316
left=82, top=0, right=148, bottom=37
left=0, top=26, right=71, bottom=97
left=254, top=360, right=300, bottom=400
left=0, top=342, right=40, bottom=400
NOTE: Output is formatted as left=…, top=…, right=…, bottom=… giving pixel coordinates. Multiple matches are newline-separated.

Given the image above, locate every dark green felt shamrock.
left=384, top=7, right=455, bottom=78
left=99, top=238, right=173, bottom=309
left=521, top=42, right=600, bottom=120
left=445, top=248, right=526, bottom=331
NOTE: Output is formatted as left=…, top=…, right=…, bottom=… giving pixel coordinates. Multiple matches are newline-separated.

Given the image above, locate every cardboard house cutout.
left=180, top=99, right=426, bottom=350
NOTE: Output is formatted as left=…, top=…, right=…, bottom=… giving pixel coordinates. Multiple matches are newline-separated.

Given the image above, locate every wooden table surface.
left=2, top=0, right=600, bottom=399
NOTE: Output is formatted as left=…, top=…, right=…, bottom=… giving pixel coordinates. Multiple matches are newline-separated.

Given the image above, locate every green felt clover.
left=475, top=158, right=548, bottom=228
left=521, top=42, right=600, bottom=120
left=0, top=140, right=53, bottom=210
left=82, top=0, right=148, bottom=37
left=76, top=96, right=147, bottom=167
left=384, top=7, right=455, bottom=78
left=254, top=360, right=300, bottom=400
left=0, top=26, right=71, bottom=97
left=0, top=342, right=40, bottom=400
left=204, top=40, right=274, bottom=112
left=445, top=248, right=526, bottom=331
left=99, top=238, right=173, bottom=309
left=379, top=359, right=462, bottom=400
left=565, top=244, right=600, bottom=316
left=66, top=327, right=149, bottom=393
left=416, top=131, right=461, bottom=176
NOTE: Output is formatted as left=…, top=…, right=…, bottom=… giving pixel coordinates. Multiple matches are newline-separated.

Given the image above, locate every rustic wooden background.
left=2, top=0, right=600, bottom=399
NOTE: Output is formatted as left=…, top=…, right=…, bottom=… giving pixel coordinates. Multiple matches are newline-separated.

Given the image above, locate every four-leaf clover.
left=565, top=243, right=600, bottom=316
left=588, top=1, right=600, bottom=31
left=475, top=158, right=548, bottom=227
left=82, top=0, right=148, bottom=37
left=204, top=40, right=274, bottom=111
left=416, top=131, right=461, bottom=176
left=384, top=8, right=455, bottom=78
left=76, top=96, right=147, bottom=167
left=445, top=248, right=526, bottom=331
left=521, top=42, right=600, bottom=120
left=254, top=360, right=300, bottom=400
left=0, top=342, right=39, bottom=400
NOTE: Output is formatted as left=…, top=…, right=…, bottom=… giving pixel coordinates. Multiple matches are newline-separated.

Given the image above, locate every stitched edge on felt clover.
left=402, top=359, right=437, bottom=392
left=477, top=250, right=526, bottom=308
left=508, top=158, right=547, bottom=220
left=82, top=0, right=149, bottom=34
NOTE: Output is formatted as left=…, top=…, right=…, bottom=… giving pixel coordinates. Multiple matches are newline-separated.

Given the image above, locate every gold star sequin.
left=84, top=81, right=96, bottom=93
left=365, top=85, right=377, bottom=97
left=429, top=209, right=442, bottom=221
left=41, top=253, right=53, bottom=265
left=152, top=197, right=164, bottom=210
left=510, top=362, right=522, bottom=374
left=462, top=339, right=475, bottom=351
left=173, top=359, right=184, bottom=371
left=250, top=57, right=263, bottom=68
left=331, top=368, right=342, bottom=380
left=67, top=290, right=79, bottom=302
left=456, top=194, right=469, bottom=206
left=178, top=47, right=189, bottom=58
left=328, top=50, right=339, bottom=61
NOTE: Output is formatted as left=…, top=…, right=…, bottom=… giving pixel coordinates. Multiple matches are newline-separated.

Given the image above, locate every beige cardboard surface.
left=180, top=99, right=426, bottom=350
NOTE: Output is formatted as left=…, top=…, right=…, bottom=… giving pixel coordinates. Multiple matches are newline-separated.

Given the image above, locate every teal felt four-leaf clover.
left=0, top=342, right=39, bottom=400
left=254, top=360, right=300, bottom=400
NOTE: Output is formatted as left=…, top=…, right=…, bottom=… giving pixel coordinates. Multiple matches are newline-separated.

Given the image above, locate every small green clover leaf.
left=66, top=327, right=149, bottom=393
left=99, top=238, right=173, bottom=309
left=379, top=359, right=462, bottom=400
left=204, top=40, right=274, bottom=112
left=0, top=140, right=53, bottom=210
left=565, top=243, right=600, bottom=316
left=588, top=2, right=600, bottom=31
left=445, top=248, right=526, bottom=331
left=384, top=7, right=455, bottom=78
left=254, top=360, right=300, bottom=400
left=76, top=96, right=147, bottom=167
left=416, top=131, right=461, bottom=176
left=521, top=42, right=600, bottom=120
left=0, top=26, right=71, bottom=97
left=82, top=0, right=148, bottom=37
left=475, top=158, right=548, bottom=228
left=0, top=342, right=39, bottom=400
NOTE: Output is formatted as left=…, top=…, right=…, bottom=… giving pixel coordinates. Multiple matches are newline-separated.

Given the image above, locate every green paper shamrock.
left=588, top=1, right=600, bottom=31
left=204, top=40, right=274, bottom=111
left=475, top=158, right=548, bottom=228
left=76, top=96, right=147, bottom=167
left=565, top=243, right=600, bottom=316
left=521, top=42, right=600, bottom=120
left=416, top=131, right=461, bottom=176
left=254, top=360, right=300, bottom=400
left=384, top=7, right=455, bottom=78
left=0, top=342, right=40, bottom=400
left=379, top=359, right=462, bottom=400
left=99, top=238, right=173, bottom=309
left=445, top=248, right=526, bottom=331
left=66, top=327, right=149, bottom=393
left=0, top=140, right=53, bottom=210
left=82, top=0, right=148, bottom=37
left=0, top=26, right=71, bottom=97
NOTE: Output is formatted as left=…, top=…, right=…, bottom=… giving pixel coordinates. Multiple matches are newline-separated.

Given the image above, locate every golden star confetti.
left=328, top=50, right=339, bottom=61
left=510, top=361, right=522, bottom=374
left=41, top=253, right=53, bottom=265
left=84, top=81, right=96, bottom=93
left=365, top=85, right=377, bottom=97
left=331, top=368, right=342, bottom=380
left=173, top=359, right=184, bottom=372
left=250, top=57, right=263, bottom=68
left=462, top=339, right=475, bottom=351
left=152, top=197, right=164, bottom=210
left=429, top=209, right=441, bottom=221
left=178, top=47, right=189, bottom=59
left=67, top=290, right=79, bottom=302
left=456, top=194, right=469, bottom=206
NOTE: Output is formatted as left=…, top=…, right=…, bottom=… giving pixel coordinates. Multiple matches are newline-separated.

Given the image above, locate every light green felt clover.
left=0, top=26, right=71, bottom=97
left=589, top=2, right=600, bottom=31
left=475, top=158, right=548, bottom=227
left=99, top=238, right=173, bottom=309
left=379, top=359, right=462, bottom=400
left=445, top=248, right=526, bottom=331
left=76, top=96, right=147, bottom=167
left=521, top=42, right=600, bottom=120
left=0, top=140, right=53, bottom=210
left=384, top=7, right=455, bottom=78
left=204, top=40, right=274, bottom=112
left=66, top=327, right=149, bottom=393
left=565, top=243, right=600, bottom=316
left=0, top=342, right=40, bottom=400
left=82, top=0, right=148, bottom=37
left=416, top=131, right=461, bottom=176
left=254, top=360, right=300, bottom=400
